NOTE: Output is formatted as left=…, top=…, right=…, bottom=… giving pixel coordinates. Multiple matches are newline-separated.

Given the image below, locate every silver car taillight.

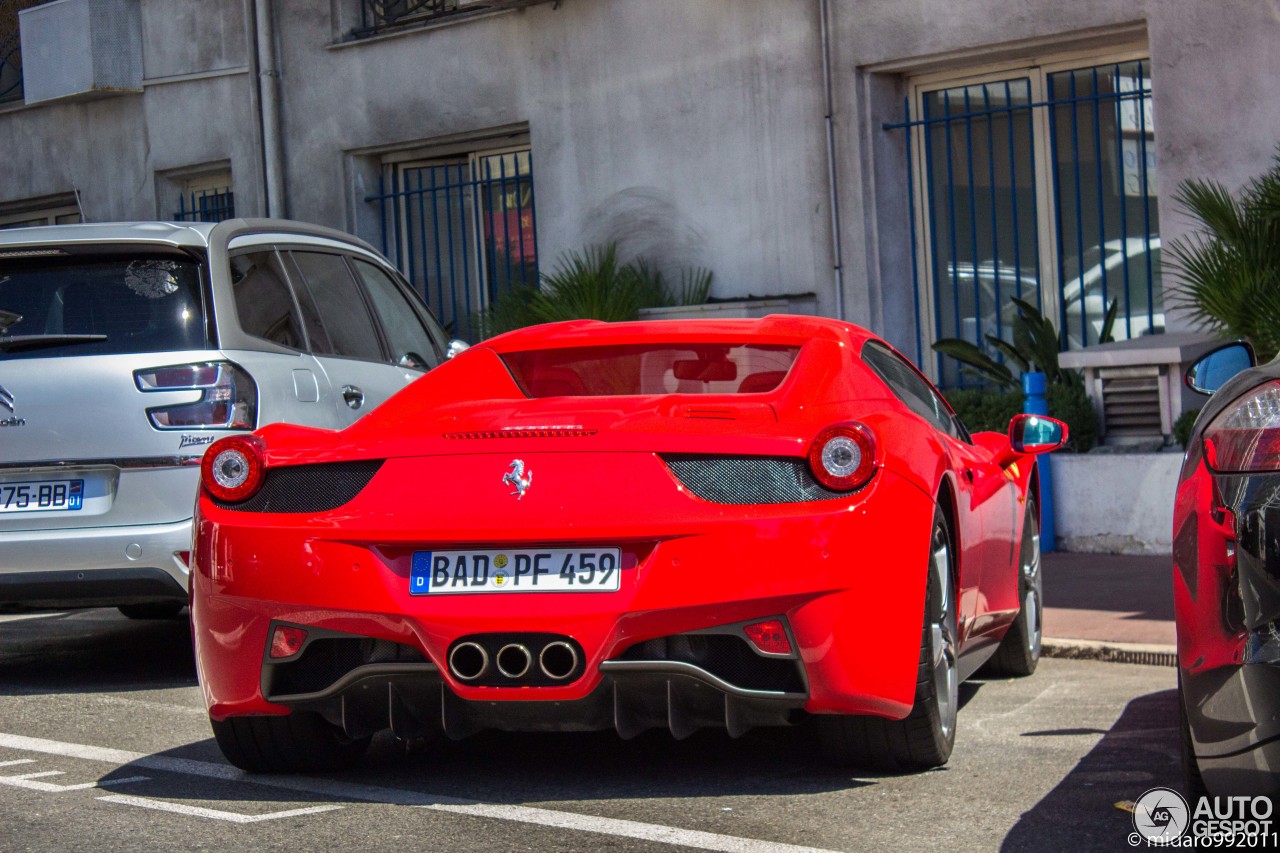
left=134, top=361, right=258, bottom=430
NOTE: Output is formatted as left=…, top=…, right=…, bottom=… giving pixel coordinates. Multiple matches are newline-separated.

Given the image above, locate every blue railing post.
left=1022, top=371, right=1056, bottom=552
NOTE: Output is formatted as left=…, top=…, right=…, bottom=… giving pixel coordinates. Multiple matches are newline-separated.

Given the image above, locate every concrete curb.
left=1042, top=637, right=1176, bottom=667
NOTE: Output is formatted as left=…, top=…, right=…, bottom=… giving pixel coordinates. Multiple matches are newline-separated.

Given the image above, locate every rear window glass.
left=501, top=344, right=801, bottom=397
left=0, top=256, right=207, bottom=360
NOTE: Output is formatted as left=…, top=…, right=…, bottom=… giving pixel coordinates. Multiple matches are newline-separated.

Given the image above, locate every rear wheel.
left=210, top=712, right=371, bottom=774
left=817, top=505, right=958, bottom=771
left=118, top=602, right=185, bottom=620
left=983, top=496, right=1043, bottom=677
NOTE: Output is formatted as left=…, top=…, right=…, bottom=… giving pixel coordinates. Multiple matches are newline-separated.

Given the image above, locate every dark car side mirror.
left=1185, top=342, right=1255, bottom=395
left=1008, top=413, right=1068, bottom=454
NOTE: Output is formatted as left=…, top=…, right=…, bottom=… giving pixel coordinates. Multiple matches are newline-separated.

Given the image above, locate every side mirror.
left=446, top=339, right=470, bottom=360
left=1009, top=413, right=1068, bottom=454
left=1185, top=342, right=1255, bottom=395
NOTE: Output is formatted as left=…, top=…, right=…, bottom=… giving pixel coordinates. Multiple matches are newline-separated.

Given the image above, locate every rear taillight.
left=269, top=625, right=308, bottom=659
left=743, top=620, right=793, bottom=655
left=808, top=422, right=877, bottom=491
left=134, top=361, right=257, bottom=430
left=201, top=435, right=266, bottom=503
left=1203, top=380, right=1280, bottom=472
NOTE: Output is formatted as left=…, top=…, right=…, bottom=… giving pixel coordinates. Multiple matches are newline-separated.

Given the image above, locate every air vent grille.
left=1099, top=366, right=1163, bottom=438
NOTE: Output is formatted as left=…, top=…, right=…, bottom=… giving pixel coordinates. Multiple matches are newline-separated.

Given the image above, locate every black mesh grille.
left=662, top=454, right=848, bottom=504
left=619, top=634, right=804, bottom=693
left=213, top=460, right=383, bottom=513
left=267, top=637, right=426, bottom=698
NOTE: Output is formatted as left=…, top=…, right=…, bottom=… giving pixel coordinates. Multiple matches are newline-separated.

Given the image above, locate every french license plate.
left=410, top=548, right=622, bottom=595
left=0, top=479, right=84, bottom=514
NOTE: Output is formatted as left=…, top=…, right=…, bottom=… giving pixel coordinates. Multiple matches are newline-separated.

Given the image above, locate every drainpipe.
left=254, top=0, right=286, bottom=218
left=819, top=0, right=844, bottom=320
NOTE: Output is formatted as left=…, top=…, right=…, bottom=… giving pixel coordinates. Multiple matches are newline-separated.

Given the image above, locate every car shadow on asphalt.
left=0, top=608, right=196, bottom=694
left=1000, top=687, right=1183, bottom=852
left=95, top=684, right=991, bottom=805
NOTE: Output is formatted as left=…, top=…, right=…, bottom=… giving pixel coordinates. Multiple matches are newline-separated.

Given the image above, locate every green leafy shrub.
left=477, top=243, right=712, bottom=337
left=946, top=388, right=1024, bottom=434
left=1168, top=150, right=1280, bottom=361
left=1045, top=381, right=1097, bottom=453
left=1174, top=407, right=1201, bottom=448
left=944, top=383, right=1096, bottom=453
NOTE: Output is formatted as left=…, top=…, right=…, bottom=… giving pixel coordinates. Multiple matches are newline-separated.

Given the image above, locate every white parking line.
left=0, top=732, right=842, bottom=852
left=0, top=612, right=67, bottom=624
left=98, top=794, right=343, bottom=824
left=0, top=768, right=150, bottom=793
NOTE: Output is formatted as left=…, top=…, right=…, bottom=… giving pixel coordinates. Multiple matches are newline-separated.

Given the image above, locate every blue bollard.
left=1022, top=372, right=1055, bottom=552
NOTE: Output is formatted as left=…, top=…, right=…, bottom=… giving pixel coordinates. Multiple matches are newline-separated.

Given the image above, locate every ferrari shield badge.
left=503, top=459, right=533, bottom=500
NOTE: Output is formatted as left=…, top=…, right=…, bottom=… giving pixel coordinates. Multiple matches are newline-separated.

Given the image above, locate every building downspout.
left=254, top=0, right=286, bottom=217
left=819, top=0, right=844, bottom=320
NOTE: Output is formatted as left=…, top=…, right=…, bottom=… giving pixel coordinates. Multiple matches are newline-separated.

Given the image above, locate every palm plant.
left=1166, top=152, right=1280, bottom=360
left=478, top=243, right=712, bottom=337
left=932, top=297, right=1085, bottom=389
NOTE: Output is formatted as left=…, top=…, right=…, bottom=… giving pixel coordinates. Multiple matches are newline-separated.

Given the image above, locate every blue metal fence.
left=887, top=59, right=1160, bottom=386
left=366, top=151, right=538, bottom=342
left=174, top=187, right=235, bottom=223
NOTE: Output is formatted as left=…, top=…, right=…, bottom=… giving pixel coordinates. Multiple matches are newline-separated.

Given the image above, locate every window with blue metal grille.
left=892, top=54, right=1160, bottom=387
left=174, top=186, right=235, bottom=223
left=367, top=148, right=538, bottom=341
left=355, top=0, right=499, bottom=37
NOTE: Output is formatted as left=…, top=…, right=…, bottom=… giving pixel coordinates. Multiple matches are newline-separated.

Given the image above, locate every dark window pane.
left=229, top=251, right=304, bottom=350
left=353, top=260, right=445, bottom=370
left=1049, top=59, right=1161, bottom=348
left=863, top=341, right=960, bottom=438
left=502, top=344, right=800, bottom=397
left=0, top=255, right=207, bottom=360
left=289, top=251, right=383, bottom=361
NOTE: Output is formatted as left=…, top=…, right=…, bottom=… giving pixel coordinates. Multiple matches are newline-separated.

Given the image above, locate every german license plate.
left=410, top=548, right=622, bottom=595
left=0, top=479, right=84, bottom=514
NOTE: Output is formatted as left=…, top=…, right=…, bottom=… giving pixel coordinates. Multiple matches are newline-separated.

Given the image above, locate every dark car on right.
left=1173, top=340, right=1280, bottom=797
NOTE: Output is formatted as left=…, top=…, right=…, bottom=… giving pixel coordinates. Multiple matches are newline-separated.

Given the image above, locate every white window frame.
left=0, top=203, right=81, bottom=228
left=380, top=139, right=533, bottom=323
left=907, top=44, right=1153, bottom=380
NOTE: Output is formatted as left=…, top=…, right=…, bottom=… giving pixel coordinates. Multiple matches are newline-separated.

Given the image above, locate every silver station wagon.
left=0, top=219, right=457, bottom=618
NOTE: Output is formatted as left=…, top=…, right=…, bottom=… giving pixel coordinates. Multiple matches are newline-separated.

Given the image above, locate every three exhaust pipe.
left=448, top=637, right=580, bottom=684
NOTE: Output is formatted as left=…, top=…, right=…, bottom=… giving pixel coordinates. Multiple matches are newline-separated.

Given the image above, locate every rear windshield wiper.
left=0, top=309, right=21, bottom=335
left=0, top=334, right=108, bottom=353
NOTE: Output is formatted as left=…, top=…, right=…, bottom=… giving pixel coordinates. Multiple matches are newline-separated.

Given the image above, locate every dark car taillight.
left=134, top=361, right=258, bottom=430
left=1203, top=380, right=1280, bottom=472
left=808, top=422, right=877, bottom=491
left=201, top=435, right=266, bottom=503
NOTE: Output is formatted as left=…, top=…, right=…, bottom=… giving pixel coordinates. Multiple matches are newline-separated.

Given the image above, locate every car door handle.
left=341, top=385, right=364, bottom=411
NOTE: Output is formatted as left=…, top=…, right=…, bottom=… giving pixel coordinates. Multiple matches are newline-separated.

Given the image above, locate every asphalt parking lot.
left=0, top=608, right=1180, bottom=852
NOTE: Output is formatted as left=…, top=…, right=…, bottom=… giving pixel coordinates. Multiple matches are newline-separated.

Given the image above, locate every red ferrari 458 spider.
left=191, top=315, right=1065, bottom=773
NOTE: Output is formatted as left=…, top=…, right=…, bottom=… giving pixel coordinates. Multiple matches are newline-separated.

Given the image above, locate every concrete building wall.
left=272, top=0, right=835, bottom=313
left=1, top=0, right=1277, bottom=352
left=0, top=0, right=261, bottom=222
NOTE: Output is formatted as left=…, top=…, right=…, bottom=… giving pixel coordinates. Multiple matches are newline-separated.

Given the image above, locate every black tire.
left=210, top=712, right=371, bottom=774
left=817, top=505, right=958, bottom=772
left=1179, top=675, right=1210, bottom=804
left=118, top=601, right=185, bottom=620
left=982, top=496, right=1043, bottom=677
